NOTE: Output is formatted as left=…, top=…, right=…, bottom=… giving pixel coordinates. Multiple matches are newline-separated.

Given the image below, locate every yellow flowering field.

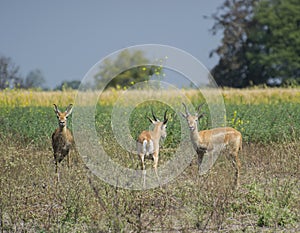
left=1, top=88, right=300, bottom=107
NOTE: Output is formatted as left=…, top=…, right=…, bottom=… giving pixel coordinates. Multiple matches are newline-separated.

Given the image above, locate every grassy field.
left=0, top=88, right=299, bottom=232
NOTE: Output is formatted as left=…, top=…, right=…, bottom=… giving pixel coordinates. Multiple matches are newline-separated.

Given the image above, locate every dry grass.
left=222, top=87, right=300, bottom=104
left=1, top=88, right=300, bottom=107
left=0, top=138, right=104, bottom=232
left=0, top=90, right=78, bottom=107
left=0, top=138, right=299, bottom=232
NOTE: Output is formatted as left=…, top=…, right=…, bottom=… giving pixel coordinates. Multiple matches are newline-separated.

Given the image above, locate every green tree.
left=25, top=69, right=45, bottom=89
left=246, top=0, right=300, bottom=85
left=55, top=80, right=81, bottom=90
left=209, top=0, right=258, bottom=87
left=210, top=0, right=300, bottom=87
left=94, top=50, right=163, bottom=90
left=0, top=56, right=23, bottom=89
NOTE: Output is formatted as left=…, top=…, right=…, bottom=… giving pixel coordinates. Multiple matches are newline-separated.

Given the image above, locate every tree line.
left=0, top=56, right=45, bottom=90
left=0, top=55, right=81, bottom=90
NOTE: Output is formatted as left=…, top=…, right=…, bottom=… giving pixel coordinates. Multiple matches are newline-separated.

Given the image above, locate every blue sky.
left=0, top=0, right=223, bottom=89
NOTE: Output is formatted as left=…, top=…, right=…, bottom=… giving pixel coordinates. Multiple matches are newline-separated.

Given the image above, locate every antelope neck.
left=153, top=124, right=162, bottom=135
left=59, top=125, right=67, bottom=133
left=191, top=126, right=200, bottom=141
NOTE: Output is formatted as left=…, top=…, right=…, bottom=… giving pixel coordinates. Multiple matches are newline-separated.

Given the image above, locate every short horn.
left=196, top=103, right=206, bottom=118
left=164, top=109, right=168, bottom=120
left=151, top=109, right=158, bottom=122
left=182, top=103, right=190, bottom=116
left=197, top=103, right=205, bottom=114
left=163, top=110, right=168, bottom=124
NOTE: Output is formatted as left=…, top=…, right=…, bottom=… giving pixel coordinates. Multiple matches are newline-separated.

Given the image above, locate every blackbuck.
left=137, top=110, right=168, bottom=176
left=52, top=104, right=74, bottom=178
left=181, top=103, right=242, bottom=188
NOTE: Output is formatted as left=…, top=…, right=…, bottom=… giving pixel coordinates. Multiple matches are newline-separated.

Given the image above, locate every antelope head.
left=54, top=104, right=73, bottom=129
left=181, top=103, right=205, bottom=132
left=147, top=109, right=168, bottom=139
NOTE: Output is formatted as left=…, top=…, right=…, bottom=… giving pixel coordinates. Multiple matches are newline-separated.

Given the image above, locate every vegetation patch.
left=0, top=89, right=299, bottom=232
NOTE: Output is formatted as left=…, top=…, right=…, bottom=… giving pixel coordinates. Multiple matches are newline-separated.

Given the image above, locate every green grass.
left=0, top=90, right=299, bottom=232
left=224, top=103, right=300, bottom=143
left=1, top=102, right=300, bottom=148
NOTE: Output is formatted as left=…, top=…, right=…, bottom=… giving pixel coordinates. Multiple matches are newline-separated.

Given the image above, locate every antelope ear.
left=65, top=104, right=73, bottom=117
left=53, top=104, right=60, bottom=115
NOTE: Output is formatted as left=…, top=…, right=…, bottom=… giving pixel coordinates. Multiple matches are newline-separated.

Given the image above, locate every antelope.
left=137, top=109, right=168, bottom=177
left=52, top=104, right=74, bottom=178
left=181, top=103, right=242, bottom=188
